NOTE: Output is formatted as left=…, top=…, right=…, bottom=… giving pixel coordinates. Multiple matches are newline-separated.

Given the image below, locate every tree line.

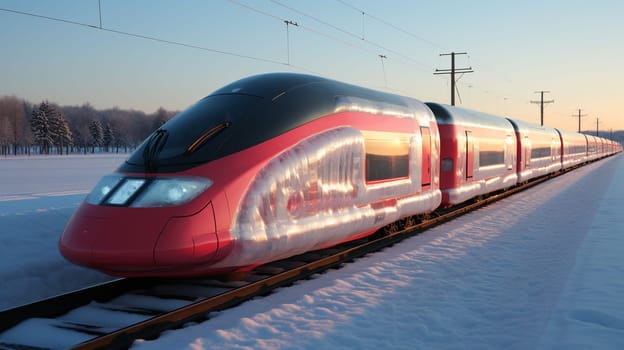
left=2, top=95, right=622, bottom=157
left=0, top=95, right=177, bottom=156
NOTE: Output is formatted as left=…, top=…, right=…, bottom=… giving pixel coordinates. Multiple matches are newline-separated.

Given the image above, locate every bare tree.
left=0, top=96, right=27, bottom=155
left=150, top=107, right=172, bottom=131
left=65, top=103, right=98, bottom=154
left=102, top=122, right=114, bottom=152
left=0, top=104, right=10, bottom=156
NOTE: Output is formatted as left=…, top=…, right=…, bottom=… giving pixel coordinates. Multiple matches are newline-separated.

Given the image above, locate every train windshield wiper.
left=143, top=129, right=169, bottom=172
left=185, top=121, right=231, bottom=155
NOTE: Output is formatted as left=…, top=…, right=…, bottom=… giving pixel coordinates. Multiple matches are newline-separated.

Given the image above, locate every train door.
left=506, top=135, right=515, bottom=170
left=524, top=135, right=531, bottom=168
left=465, top=131, right=473, bottom=179
left=551, top=137, right=559, bottom=162
left=421, top=127, right=431, bottom=187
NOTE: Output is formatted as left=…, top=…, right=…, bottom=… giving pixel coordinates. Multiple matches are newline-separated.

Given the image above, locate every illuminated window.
left=363, top=131, right=410, bottom=181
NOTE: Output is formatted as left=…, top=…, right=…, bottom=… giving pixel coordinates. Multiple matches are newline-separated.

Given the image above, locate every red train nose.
left=59, top=204, right=167, bottom=271
left=59, top=202, right=219, bottom=276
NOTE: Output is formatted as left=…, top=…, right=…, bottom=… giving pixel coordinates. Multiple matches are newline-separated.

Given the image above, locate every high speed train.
left=58, top=73, right=621, bottom=277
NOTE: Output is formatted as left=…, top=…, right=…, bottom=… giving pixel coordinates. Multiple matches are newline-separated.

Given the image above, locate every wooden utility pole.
left=434, top=52, right=473, bottom=106
left=530, top=91, right=554, bottom=126
left=572, top=109, right=588, bottom=133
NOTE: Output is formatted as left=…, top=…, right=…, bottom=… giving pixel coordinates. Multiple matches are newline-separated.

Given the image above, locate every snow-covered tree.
left=88, top=119, right=103, bottom=153
left=30, top=101, right=56, bottom=154
left=50, top=110, right=73, bottom=155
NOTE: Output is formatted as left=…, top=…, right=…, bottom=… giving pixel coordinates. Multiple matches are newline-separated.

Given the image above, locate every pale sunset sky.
left=1, top=0, right=622, bottom=132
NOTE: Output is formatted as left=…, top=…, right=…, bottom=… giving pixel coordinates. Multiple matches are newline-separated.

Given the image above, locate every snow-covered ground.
left=1, top=154, right=623, bottom=349
left=0, top=154, right=124, bottom=309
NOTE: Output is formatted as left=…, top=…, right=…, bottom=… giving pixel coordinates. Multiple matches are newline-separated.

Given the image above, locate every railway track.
left=0, top=172, right=558, bottom=350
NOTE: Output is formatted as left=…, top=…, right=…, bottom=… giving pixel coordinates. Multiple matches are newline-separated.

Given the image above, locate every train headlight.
left=107, top=178, right=147, bottom=205
left=86, top=174, right=124, bottom=205
left=85, top=175, right=212, bottom=207
left=131, top=178, right=212, bottom=207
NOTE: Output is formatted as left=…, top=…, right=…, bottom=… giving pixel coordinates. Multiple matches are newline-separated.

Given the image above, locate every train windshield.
left=125, top=94, right=262, bottom=172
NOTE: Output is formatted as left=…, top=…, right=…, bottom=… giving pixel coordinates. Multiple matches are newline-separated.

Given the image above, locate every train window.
left=363, top=131, right=410, bottom=182
left=531, top=146, right=551, bottom=159
left=441, top=158, right=453, bottom=171
left=569, top=145, right=586, bottom=155
left=479, top=139, right=504, bottom=167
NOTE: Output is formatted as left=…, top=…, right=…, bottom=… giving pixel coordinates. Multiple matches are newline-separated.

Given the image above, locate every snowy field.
left=0, top=154, right=124, bottom=308
left=0, top=154, right=623, bottom=349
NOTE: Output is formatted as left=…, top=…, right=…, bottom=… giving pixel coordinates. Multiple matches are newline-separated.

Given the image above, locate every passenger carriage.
left=506, top=118, right=562, bottom=183
left=426, top=103, right=517, bottom=207
left=558, top=130, right=588, bottom=169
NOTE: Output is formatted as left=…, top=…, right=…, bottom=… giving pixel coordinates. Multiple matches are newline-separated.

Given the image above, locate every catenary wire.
left=263, top=0, right=432, bottom=70
left=334, top=0, right=516, bottom=92
left=0, top=6, right=320, bottom=75
left=334, top=0, right=449, bottom=52
left=2, top=3, right=512, bottom=110
left=228, top=0, right=377, bottom=57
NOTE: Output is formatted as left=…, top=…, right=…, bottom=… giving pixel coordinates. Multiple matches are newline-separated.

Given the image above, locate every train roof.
left=425, top=102, right=514, bottom=131
left=122, top=73, right=433, bottom=173
left=505, top=117, right=559, bottom=136
left=557, top=129, right=587, bottom=140
left=211, top=73, right=325, bottom=99
left=211, top=72, right=410, bottom=106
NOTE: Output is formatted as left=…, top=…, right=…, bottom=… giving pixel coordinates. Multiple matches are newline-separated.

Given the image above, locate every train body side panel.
left=507, top=118, right=562, bottom=182
left=558, top=130, right=588, bottom=169
left=428, top=103, right=517, bottom=207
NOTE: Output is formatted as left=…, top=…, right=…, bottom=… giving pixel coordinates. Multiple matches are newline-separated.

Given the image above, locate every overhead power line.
left=256, top=0, right=432, bottom=69
left=0, top=6, right=318, bottom=74
left=229, top=0, right=383, bottom=63
left=334, top=0, right=521, bottom=108
left=337, top=0, right=519, bottom=95
left=334, top=0, right=447, bottom=51
left=270, top=0, right=362, bottom=42
left=4, top=2, right=521, bottom=111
